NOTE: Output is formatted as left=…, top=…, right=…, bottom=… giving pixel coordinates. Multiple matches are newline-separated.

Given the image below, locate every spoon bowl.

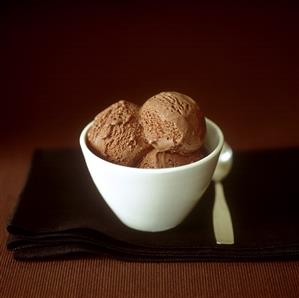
left=213, top=142, right=233, bottom=182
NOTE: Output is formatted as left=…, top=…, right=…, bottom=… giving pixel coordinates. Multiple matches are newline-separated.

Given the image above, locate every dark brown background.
left=1, top=2, right=299, bottom=297
left=2, top=2, right=299, bottom=150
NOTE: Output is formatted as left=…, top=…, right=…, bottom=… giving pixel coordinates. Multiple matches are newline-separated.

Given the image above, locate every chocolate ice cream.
left=87, top=100, right=150, bottom=167
left=139, top=149, right=205, bottom=168
left=87, top=92, right=206, bottom=168
left=140, top=91, right=206, bottom=154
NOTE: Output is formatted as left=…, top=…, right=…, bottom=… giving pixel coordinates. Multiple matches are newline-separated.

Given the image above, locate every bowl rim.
left=79, top=118, right=224, bottom=174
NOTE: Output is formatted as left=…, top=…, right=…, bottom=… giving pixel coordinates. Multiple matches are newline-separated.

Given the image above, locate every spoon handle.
left=213, top=182, right=235, bottom=245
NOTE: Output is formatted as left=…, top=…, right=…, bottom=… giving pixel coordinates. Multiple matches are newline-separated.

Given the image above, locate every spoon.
left=212, top=142, right=234, bottom=245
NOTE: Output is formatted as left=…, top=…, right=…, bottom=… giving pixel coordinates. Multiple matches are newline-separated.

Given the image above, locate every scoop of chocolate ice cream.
left=87, top=100, right=150, bottom=167
left=138, top=149, right=205, bottom=169
left=139, top=91, right=206, bottom=154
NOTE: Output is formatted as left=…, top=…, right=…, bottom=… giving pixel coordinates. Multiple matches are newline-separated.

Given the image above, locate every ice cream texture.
left=140, top=92, right=206, bottom=154
left=87, top=100, right=150, bottom=167
left=138, top=149, right=206, bottom=169
left=87, top=91, right=207, bottom=168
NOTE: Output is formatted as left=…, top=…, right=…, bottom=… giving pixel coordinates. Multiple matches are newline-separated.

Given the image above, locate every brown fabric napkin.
left=6, top=147, right=299, bottom=260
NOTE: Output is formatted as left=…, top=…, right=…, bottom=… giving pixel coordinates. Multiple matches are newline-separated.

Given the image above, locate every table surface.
left=1, top=2, right=299, bottom=297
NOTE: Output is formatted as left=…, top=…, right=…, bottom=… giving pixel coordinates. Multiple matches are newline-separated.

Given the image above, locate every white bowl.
left=80, top=118, right=224, bottom=232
